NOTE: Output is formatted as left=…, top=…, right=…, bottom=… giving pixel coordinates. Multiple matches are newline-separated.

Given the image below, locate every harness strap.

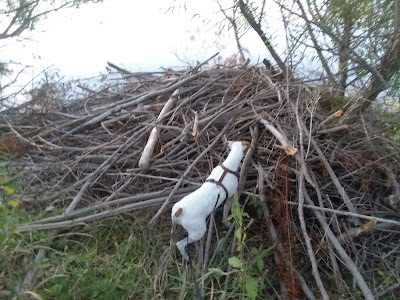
left=219, top=163, right=238, bottom=177
left=206, top=179, right=229, bottom=200
left=205, top=163, right=237, bottom=209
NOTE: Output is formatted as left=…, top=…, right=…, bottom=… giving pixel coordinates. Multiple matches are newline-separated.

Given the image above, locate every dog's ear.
left=242, top=141, right=250, bottom=150
left=174, top=207, right=183, bottom=217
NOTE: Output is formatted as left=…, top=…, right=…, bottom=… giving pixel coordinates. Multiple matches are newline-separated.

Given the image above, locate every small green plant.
left=226, top=195, right=275, bottom=300
left=370, top=104, right=400, bottom=142
left=0, top=160, right=21, bottom=207
left=0, top=159, right=40, bottom=297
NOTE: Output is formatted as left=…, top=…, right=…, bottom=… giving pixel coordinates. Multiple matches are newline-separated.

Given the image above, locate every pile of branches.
left=3, top=55, right=400, bottom=299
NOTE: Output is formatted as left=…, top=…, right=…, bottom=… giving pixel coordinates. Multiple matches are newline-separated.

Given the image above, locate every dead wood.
left=3, top=63, right=400, bottom=299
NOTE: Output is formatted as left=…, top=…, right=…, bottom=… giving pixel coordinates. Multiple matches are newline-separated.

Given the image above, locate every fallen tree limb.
left=139, top=89, right=180, bottom=169
left=17, top=193, right=191, bottom=232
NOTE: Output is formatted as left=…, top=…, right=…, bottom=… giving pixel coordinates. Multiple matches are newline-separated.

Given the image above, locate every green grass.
left=0, top=158, right=276, bottom=299
left=0, top=155, right=283, bottom=300
left=38, top=217, right=163, bottom=299
left=1, top=197, right=280, bottom=300
left=1, top=206, right=178, bottom=299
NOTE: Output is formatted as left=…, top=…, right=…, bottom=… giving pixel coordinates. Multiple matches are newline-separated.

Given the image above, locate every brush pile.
left=3, top=55, right=400, bottom=299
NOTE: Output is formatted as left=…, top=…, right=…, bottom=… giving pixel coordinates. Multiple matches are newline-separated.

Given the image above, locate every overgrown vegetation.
left=1, top=0, right=400, bottom=298
left=1, top=187, right=280, bottom=299
left=1, top=62, right=399, bottom=299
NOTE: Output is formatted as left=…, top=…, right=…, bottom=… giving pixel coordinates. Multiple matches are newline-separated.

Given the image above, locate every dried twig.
left=260, top=118, right=315, bottom=188
left=4, top=64, right=398, bottom=297
left=258, top=164, right=315, bottom=299
left=302, top=184, right=375, bottom=300
left=149, top=121, right=231, bottom=224
left=298, top=173, right=329, bottom=300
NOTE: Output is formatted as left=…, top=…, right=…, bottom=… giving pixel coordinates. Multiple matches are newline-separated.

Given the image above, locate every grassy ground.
left=1, top=207, right=176, bottom=299
left=1, top=195, right=279, bottom=300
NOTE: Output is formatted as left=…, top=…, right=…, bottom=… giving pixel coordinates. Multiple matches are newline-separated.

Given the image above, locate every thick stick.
left=138, top=89, right=180, bottom=169
left=203, top=213, right=215, bottom=267
left=237, top=124, right=258, bottom=196
left=17, top=193, right=192, bottom=232
left=317, top=124, right=349, bottom=134
left=281, top=199, right=400, bottom=226
left=316, top=110, right=343, bottom=130
left=22, top=187, right=197, bottom=226
left=298, top=173, right=329, bottom=300
left=311, top=172, right=344, bottom=292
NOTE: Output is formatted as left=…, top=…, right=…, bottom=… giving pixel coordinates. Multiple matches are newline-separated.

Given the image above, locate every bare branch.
left=217, top=1, right=246, bottom=61
left=294, top=0, right=336, bottom=84
left=238, top=0, right=293, bottom=78
left=0, top=1, right=76, bottom=40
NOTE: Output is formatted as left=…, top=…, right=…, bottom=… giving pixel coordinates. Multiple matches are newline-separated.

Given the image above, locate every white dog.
left=171, top=141, right=249, bottom=260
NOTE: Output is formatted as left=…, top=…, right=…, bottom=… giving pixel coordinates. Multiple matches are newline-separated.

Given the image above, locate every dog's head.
left=226, top=140, right=250, bottom=152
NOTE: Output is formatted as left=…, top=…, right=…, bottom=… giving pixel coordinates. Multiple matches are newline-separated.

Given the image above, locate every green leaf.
left=7, top=198, right=20, bottom=208
left=0, top=177, right=9, bottom=185
left=208, top=268, right=226, bottom=276
left=228, top=256, right=243, bottom=269
left=51, top=283, right=63, bottom=294
left=235, top=228, right=242, bottom=241
left=3, top=186, right=14, bottom=195
left=8, top=182, right=21, bottom=191
left=256, top=257, right=264, bottom=272
left=245, top=275, right=258, bottom=300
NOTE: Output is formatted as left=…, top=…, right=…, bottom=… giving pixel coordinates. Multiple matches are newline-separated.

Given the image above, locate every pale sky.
left=1, top=0, right=283, bottom=96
